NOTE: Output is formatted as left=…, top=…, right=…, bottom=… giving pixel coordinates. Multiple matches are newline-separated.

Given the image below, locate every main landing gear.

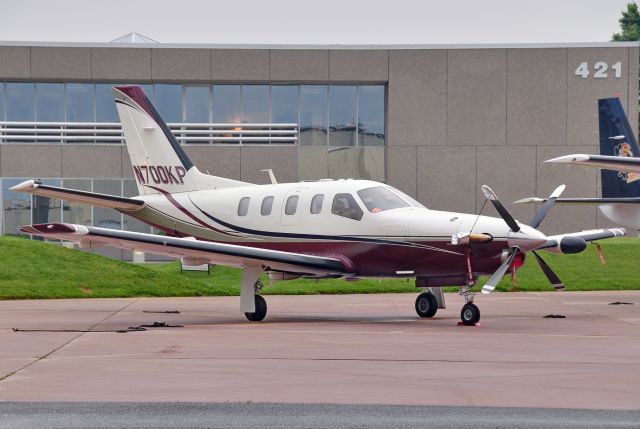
left=245, top=294, right=267, bottom=322
left=415, top=292, right=438, bottom=318
left=241, top=267, right=268, bottom=322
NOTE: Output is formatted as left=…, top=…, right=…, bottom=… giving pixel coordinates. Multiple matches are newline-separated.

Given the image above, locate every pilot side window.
left=285, top=195, right=299, bottom=215
left=332, top=193, right=363, bottom=221
left=261, top=196, right=274, bottom=216
left=237, top=197, right=250, bottom=216
left=310, top=194, right=324, bottom=214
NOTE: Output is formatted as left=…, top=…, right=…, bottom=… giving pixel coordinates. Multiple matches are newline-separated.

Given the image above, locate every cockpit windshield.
left=357, top=186, right=411, bottom=213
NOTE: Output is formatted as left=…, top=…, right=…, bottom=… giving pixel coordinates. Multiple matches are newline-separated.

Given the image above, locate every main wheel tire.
left=460, top=303, right=480, bottom=326
left=245, top=295, right=267, bottom=322
left=415, top=292, right=438, bottom=318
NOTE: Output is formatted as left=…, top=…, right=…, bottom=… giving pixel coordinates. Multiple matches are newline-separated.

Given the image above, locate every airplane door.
left=281, top=187, right=307, bottom=226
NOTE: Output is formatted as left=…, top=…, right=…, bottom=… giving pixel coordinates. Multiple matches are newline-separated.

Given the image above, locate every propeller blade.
left=532, top=251, right=564, bottom=290
left=482, top=247, right=519, bottom=294
left=529, top=184, right=566, bottom=229
left=481, top=185, right=520, bottom=232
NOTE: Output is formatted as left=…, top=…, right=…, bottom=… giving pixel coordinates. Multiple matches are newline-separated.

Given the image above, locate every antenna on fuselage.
left=261, top=169, right=278, bottom=184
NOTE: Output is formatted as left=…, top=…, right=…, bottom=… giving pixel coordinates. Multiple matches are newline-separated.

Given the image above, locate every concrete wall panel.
left=417, top=146, right=476, bottom=214
left=152, top=49, right=210, bottom=81
left=92, top=48, right=152, bottom=81
left=627, top=47, right=639, bottom=136
left=269, top=50, right=328, bottom=81
left=388, top=50, right=447, bottom=146
left=0, top=46, right=30, bottom=79
left=211, top=49, right=269, bottom=81
left=185, top=146, right=241, bottom=180
left=476, top=146, right=536, bottom=223
left=240, top=146, right=298, bottom=184
left=1, top=145, right=61, bottom=177
left=121, top=147, right=134, bottom=179
left=535, top=145, right=598, bottom=235
left=567, top=47, right=630, bottom=146
left=329, top=50, right=388, bottom=82
left=61, top=145, right=122, bottom=178
left=386, top=146, right=417, bottom=198
left=299, top=147, right=328, bottom=181
left=31, top=47, right=91, bottom=80
left=448, top=49, right=507, bottom=146
left=507, top=49, right=567, bottom=146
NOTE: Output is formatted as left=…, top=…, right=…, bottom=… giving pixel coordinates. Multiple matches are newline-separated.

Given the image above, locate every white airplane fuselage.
left=129, top=178, right=545, bottom=279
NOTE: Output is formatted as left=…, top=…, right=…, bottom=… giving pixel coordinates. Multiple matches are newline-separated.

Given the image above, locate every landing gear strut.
left=415, top=292, right=438, bottom=318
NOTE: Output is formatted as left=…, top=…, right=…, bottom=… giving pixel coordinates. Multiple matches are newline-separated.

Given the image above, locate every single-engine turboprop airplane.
left=12, top=86, right=626, bottom=325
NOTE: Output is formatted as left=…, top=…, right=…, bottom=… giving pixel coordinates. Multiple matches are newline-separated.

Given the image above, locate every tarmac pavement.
left=0, top=291, right=639, bottom=409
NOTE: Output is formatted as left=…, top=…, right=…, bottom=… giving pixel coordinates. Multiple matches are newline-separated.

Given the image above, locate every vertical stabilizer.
left=599, top=98, right=640, bottom=198
left=113, top=86, right=250, bottom=195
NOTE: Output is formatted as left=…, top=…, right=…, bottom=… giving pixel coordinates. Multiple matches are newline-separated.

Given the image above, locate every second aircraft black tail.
left=599, top=98, right=640, bottom=198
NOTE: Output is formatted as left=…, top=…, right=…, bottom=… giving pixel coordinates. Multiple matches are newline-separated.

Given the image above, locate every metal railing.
left=0, top=121, right=298, bottom=145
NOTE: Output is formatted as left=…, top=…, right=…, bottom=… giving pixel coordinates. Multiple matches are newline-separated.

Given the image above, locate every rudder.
left=599, top=97, right=640, bottom=198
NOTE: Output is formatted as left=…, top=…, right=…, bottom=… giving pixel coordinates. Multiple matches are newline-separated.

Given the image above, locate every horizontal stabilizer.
left=20, top=223, right=354, bottom=277
left=10, top=180, right=145, bottom=211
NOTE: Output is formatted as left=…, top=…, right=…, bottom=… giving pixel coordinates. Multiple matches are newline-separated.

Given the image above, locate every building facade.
left=0, top=41, right=637, bottom=251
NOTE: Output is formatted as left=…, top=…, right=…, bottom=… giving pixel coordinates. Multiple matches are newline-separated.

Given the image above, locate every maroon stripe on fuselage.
left=144, top=185, right=241, bottom=238
left=218, top=239, right=506, bottom=277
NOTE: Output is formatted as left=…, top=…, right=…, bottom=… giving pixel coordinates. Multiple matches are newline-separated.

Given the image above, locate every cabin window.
left=310, top=194, right=324, bottom=214
left=285, top=195, right=299, bottom=215
left=332, top=193, right=363, bottom=221
left=237, top=197, right=250, bottom=216
left=261, top=196, right=274, bottom=216
left=357, top=186, right=410, bottom=213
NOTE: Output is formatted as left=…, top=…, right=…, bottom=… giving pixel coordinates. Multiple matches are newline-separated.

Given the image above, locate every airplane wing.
left=10, top=180, right=145, bottom=211
left=20, top=223, right=353, bottom=277
left=545, top=154, right=640, bottom=174
left=535, top=228, right=626, bottom=252
left=515, top=196, right=640, bottom=204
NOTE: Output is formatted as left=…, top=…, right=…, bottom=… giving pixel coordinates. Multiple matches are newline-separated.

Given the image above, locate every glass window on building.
left=0, top=83, right=5, bottom=121
left=96, top=83, right=120, bottom=123
left=3, top=178, right=32, bottom=236
left=32, top=179, right=62, bottom=240
left=93, top=180, right=122, bottom=230
left=6, top=83, right=35, bottom=121
left=358, top=86, right=385, bottom=146
left=329, top=86, right=357, bottom=147
left=36, top=83, right=65, bottom=122
left=242, top=85, right=269, bottom=123
left=123, top=179, right=151, bottom=233
left=271, top=86, right=298, bottom=123
left=213, top=85, right=240, bottom=123
left=300, top=85, right=327, bottom=146
left=185, top=86, right=210, bottom=123
left=154, top=84, right=182, bottom=123
left=66, top=83, right=95, bottom=122
left=62, top=179, right=92, bottom=227
left=327, top=147, right=385, bottom=181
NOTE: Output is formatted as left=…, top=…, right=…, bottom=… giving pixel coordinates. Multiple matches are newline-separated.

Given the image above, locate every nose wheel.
left=460, top=302, right=480, bottom=326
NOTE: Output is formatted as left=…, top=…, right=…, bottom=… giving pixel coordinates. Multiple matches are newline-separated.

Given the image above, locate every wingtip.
left=10, top=179, right=39, bottom=192
left=545, top=154, right=590, bottom=163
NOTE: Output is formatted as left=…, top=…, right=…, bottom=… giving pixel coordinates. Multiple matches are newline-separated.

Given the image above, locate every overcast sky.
left=0, top=0, right=634, bottom=45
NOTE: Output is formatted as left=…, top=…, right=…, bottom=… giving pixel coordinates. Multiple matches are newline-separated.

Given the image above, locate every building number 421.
left=575, top=62, right=622, bottom=79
